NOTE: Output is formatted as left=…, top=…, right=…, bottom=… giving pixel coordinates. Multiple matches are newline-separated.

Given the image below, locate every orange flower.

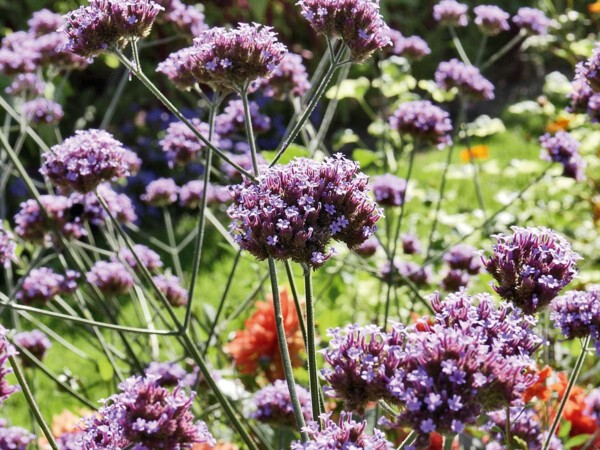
left=523, top=365, right=553, bottom=403
left=459, top=145, right=489, bottom=163
left=225, top=288, right=304, bottom=381
left=194, top=444, right=237, bottom=450
left=589, top=1, right=600, bottom=13
left=546, top=117, right=571, bottom=133
left=39, top=409, right=90, bottom=449
left=550, top=372, right=599, bottom=438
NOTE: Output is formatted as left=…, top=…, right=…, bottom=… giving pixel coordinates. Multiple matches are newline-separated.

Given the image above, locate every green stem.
left=480, top=31, right=525, bottom=71
left=8, top=354, right=59, bottom=450
left=268, top=258, right=309, bottom=441
left=284, top=261, right=308, bottom=347
left=449, top=26, right=471, bottom=65
left=444, top=434, right=456, bottom=450
left=241, top=88, right=260, bottom=175
left=163, top=207, right=184, bottom=281
left=475, top=34, right=488, bottom=67
left=397, top=431, right=417, bottom=449
left=302, top=264, right=322, bottom=422
left=506, top=405, right=512, bottom=450
left=542, top=335, right=591, bottom=450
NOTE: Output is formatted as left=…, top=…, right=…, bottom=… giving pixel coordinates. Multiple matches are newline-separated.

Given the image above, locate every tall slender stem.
left=284, top=261, right=308, bottom=347
left=163, top=207, right=184, bottom=281
left=542, top=335, right=591, bottom=450
left=268, top=258, right=309, bottom=441
left=241, top=88, right=260, bottom=175
left=443, top=434, right=456, bottom=450
left=449, top=26, right=471, bottom=65
left=302, top=264, right=322, bottom=422
left=425, top=144, right=454, bottom=258
left=397, top=430, right=418, bottom=449
left=481, top=31, right=524, bottom=71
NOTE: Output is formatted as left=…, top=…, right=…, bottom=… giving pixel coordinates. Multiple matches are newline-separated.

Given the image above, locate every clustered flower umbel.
left=16, top=267, right=79, bottom=305
left=41, top=129, right=130, bottom=193
left=180, top=181, right=230, bottom=209
left=473, top=5, right=510, bottom=36
left=386, top=29, right=431, bottom=61
left=228, top=154, right=382, bottom=268
left=389, top=100, right=453, bottom=148
left=297, top=0, right=391, bottom=63
left=552, top=290, right=600, bottom=355
left=216, top=99, right=271, bottom=137
left=435, top=59, right=495, bottom=101
left=440, top=244, right=482, bottom=291
left=568, top=61, right=600, bottom=123
left=21, top=98, right=64, bottom=125
left=1, top=327, right=19, bottom=405
left=69, top=183, right=138, bottom=226
left=0, top=419, right=35, bottom=450
left=141, top=177, right=179, bottom=206
left=5, top=73, right=45, bottom=98
left=512, top=7, right=551, bottom=36
left=13, top=330, right=52, bottom=367
left=540, top=131, right=586, bottom=181
left=381, top=260, right=432, bottom=287
left=114, top=244, right=163, bottom=272
left=144, top=361, right=198, bottom=388
left=0, top=225, right=16, bottom=268
left=484, top=226, right=580, bottom=314
left=153, top=274, right=188, bottom=307
left=587, top=388, right=600, bottom=425
left=159, top=118, right=211, bottom=167
left=81, top=375, right=215, bottom=449
left=433, top=0, right=469, bottom=27
left=291, top=412, right=393, bottom=450
left=372, top=174, right=408, bottom=207
left=250, top=52, right=311, bottom=100
left=87, top=260, right=134, bottom=295
left=584, top=46, right=600, bottom=93
left=154, top=0, right=207, bottom=36
left=252, top=379, right=313, bottom=427
left=64, top=0, right=164, bottom=58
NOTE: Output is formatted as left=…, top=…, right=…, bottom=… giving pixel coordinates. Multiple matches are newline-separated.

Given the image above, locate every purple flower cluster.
left=586, top=388, right=600, bottom=425
left=13, top=330, right=52, bottom=366
left=387, top=30, right=431, bottom=60
left=41, top=129, right=130, bottom=193
left=1, top=328, right=19, bottom=405
left=154, top=0, right=207, bottom=36
left=444, top=243, right=482, bottom=274
left=21, top=98, right=64, bottom=125
left=179, top=181, right=230, bottom=209
left=221, top=152, right=268, bottom=182
left=186, top=23, right=287, bottom=91
left=584, top=46, right=600, bottom=93
left=141, top=177, right=179, bottom=206
left=252, top=379, right=312, bottom=426
left=153, top=274, right=188, bottom=307
left=551, top=290, right=600, bottom=354
left=540, top=131, right=586, bottom=181
left=216, top=99, right=271, bottom=137
left=381, top=260, right=432, bottom=287
left=87, top=260, right=134, bottom=295
left=5, top=73, right=45, bottom=98
left=81, top=375, right=215, bottom=449
left=321, top=324, right=404, bottom=411
left=291, top=412, right=393, bottom=450
left=159, top=119, right=211, bottom=167
left=441, top=269, right=470, bottom=291
left=402, top=233, right=421, bottom=255
left=0, top=420, right=35, bottom=450
left=115, top=244, right=163, bottom=272
left=568, top=62, right=600, bottom=123
left=435, top=59, right=495, bottom=101
left=513, top=7, right=551, bottom=36
left=433, top=0, right=468, bottom=27
left=156, top=47, right=198, bottom=90
left=16, top=267, right=79, bottom=305
left=251, top=52, right=311, bottom=99
left=372, top=174, right=408, bottom=207
left=28, top=8, right=65, bottom=35
left=298, top=0, right=391, bottom=63
left=69, top=183, right=137, bottom=226
left=228, top=155, right=382, bottom=268
left=473, top=5, right=510, bottom=36
left=144, top=361, right=198, bottom=388
left=483, top=226, right=581, bottom=314
left=0, top=225, right=16, bottom=268
left=389, top=100, right=453, bottom=148
left=355, top=236, right=379, bottom=257
left=64, top=0, right=164, bottom=58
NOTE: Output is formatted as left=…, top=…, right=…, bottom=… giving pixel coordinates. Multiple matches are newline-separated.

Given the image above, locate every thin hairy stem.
left=302, top=264, right=322, bottom=422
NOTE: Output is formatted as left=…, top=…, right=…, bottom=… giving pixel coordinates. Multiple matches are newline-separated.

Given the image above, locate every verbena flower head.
left=157, top=47, right=198, bottom=90
left=291, top=412, right=393, bottom=450
left=441, top=269, right=470, bottom=291
left=220, top=152, right=268, bottom=182
left=141, top=178, right=179, bottom=206
left=252, top=379, right=312, bottom=426
left=16, top=267, right=69, bottom=305
left=228, top=154, right=382, bottom=269
left=372, top=174, right=407, bottom=207
left=389, top=100, right=453, bottom=148
left=155, top=0, right=207, bottom=36
left=473, top=5, right=510, bottom=36
left=216, top=99, right=271, bottom=137
left=297, top=0, right=392, bottom=63
left=160, top=119, right=211, bottom=167
left=0, top=32, right=40, bottom=75
left=5, top=73, right=45, bottom=97
left=87, top=260, right=134, bottom=295
left=355, top=235, right=379, bottom=257
left=568, top=62, right=600, bottom=123
left=21, top=98, right=64, bottom=125
left=0, top=420, right=36, bottom=450
left=387, top=30, right=431, bottom=60
left=381, top=260, right=432, bottom=287
left=187, top=23, right=287, bottom=91
left=551, top=290, right=600, bottom=355
left=1, top=328, right=19, bottom=405
left=435, top=59, right=495, bottom=101
left=144, top=361, right=197, bottom=388
left=115, top=244, right=163, bottom=272
left=250, top=52, right=311, bottom=99
left=433, top=0, right=469, bottom=27
left=64, top=0, right=164, bottom=58
left=180, top=181, right=226, bottom=209
left=584, top=46, right=600, bottom=93
left=153, top=274, right=188, bottom=307
left=13, top=330, right=52, bottom=366
left=28, top=9, right=65, bottom=35
left=41, top=129, right=130, bottom=193
left=321, top=324, right=404, bottom=411
left=483, top=226, right=581, bottom=314
left=513, top=7, right=551, bottom=36
left=0, top=225, right=16, bottom=268
left=402, top=233, right=421, bottom=255
left=68, top=183, right=137, bottom=227
left=540, top=131, right=586, bottom=181
left=586, top=388, right=600, bottom=425
left=81, top=375, right=215, bottom=449
left=443, top=243, right=481, bottom=274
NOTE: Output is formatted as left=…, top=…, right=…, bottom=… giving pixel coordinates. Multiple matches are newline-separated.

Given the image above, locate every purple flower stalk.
left=250, top=52, right=311, bottom=99
left=1, top=328, right=19, bottom=405
left=354, top=236, right=379, bottom=257
left=5, top=73, right=45, bottom=97
left=41, top=129, right=130, bottom=193
left=87, top=261, right=134, bottom=295
left=21, top=98, right=64, bottom=125
left=387, top=30, right=431, bottom=60
left=551, top=290, right=600, bottom=355
left=435, top=59, right=495, bottom=101
left=153, top=274, right=188, bottom=307
left=584, top=46, right=600, bottom=93
left=228, top=154, right=382, bottom=268
left=443, top=243, right=481, bottom=274
left=381, top=260, right=431, bottom=287
left=81, top=375, right=215, bottom=449
left=252, top=379, right=312, bottom=426
left=16, top=267, right=65, bottom=305
left=186, top=23, right=287, bottom=91
left=160, top=119, right=211, bottom=167
left=433, top=0, right=469, bottom=27
left=64, top=0, right=164, bottom=58
left=291, top=412, right=393, bottom=449
left=13, top=330, right=52, bottom=367
left=483, top=226, right=581, bottom=314
left=0, top=226, right=16, bottom=268
left=141, top=178, right=179, bottom=206
left=513, top=7, right=551, bottom=36
left=540, top=131, right=586, bottom=181
left=0, top=420, right=35, bottom=450
left=298, top=0, right=392, bottom=63
left=321, top=324, right=404, bottom=411
left=372, top=174, right=408, bottom=207
left=216, top=98, right=271, bottom=137
left=401, top=233, right=421, bottom=255
left=389, top=100, right=453, bottom=148
left=115, top=244, right=163, bottom=272
left=156, top=47, right=198, bottom=91
left=474, top=5, right=510, bottom=36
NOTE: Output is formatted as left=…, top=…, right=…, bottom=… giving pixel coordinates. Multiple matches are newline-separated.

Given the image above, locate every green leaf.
left=352, top=149, right=379, bottom=168
left=565, top=434, right=591, bottom=449
left=262, top=144, right=310, bottom=165
left=559, top=420, right=572, bottom=438
left=97, top=357, right=114, bottom=382
left=326, top=77, right=370, bottom=100
left=512, top=436, right=529, bottom=450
